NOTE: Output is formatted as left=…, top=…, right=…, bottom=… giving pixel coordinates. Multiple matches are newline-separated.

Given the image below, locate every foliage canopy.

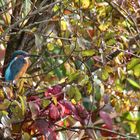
left=0, top=0, right=140, bottom=139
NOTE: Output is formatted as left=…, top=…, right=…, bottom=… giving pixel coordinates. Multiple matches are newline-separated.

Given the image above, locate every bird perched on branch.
left=4, top=50, right=38, bottom=83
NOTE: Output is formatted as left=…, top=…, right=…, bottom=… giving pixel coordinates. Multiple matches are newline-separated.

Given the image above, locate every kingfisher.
left=4, top=50, right=38, bottom=83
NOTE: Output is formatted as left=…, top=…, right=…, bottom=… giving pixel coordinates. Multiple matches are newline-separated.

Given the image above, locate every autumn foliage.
left=0, top=0, right=140, bottom=140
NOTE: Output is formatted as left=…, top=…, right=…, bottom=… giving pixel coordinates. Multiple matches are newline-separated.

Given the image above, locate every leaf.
left=101, top=69, right=109, bottom=81
left=78, top=74, right=89, bottom=86
left=41, top=99, right=50, bottom=108
left=29, top=102, right=40, bottom=120
left=0, top=99, right=10, bottom=110
left=133, top=64, right=140, bottom=77
left=45, top=85, right=63, bottom=100
left=136, top=120, right=140, bottom=137
left=47, top=43, right=54, bottom=51
left=0, top=89, right=4, bottom=101
left=64, top=62, right=75, bottom=74
left=60, top=20, right=67, bottom=31
left=22, top=132, right=31, bottom=140
left=103, top=95, right=109, bottom=104
left=81, top=0, right=90, bottom=9
left=67, top=85, right=82, bottom=102
left=64, top=45, right=71, bottom=55
left=81, top=49, right=95, bottom=57
left=16, top=79, right=26, bottom=94
left=99, top=111, right=113, bottom=129
left=87, top=81, right=92, bottom=94
left=87, top=29, right=94, bottom=38
left=106, top=39, right=116, bottom=46
left=10, top=102, right=23, bottom=121
left=35, top=33, right=43, bottom=48
left=64, top=9, right=72, bottom=15
left=95, top=85, right=101, bottom=101
left=0, top=45, right=5, bottom=61
left=74, top=0, right=90, bottom=9
left=49, top=104, right=60, bottom=120
left=67, top=72, right=79, bottom=83
left=61, top=100, right=76, bottom=114
left=75, top=104, right=89, bottom=122
left=32, top=120, right=51, bottom=136
left=99, top=22, right=111, bottom=31
left=127, top=78, right=140, bottom=89
left=24, top=0, right=31, bottom=16
left=127, top=58, right=140, bottom=70
left=104, top=31, right=115, bottom=40
left=19, top=95, right=27, bottom=116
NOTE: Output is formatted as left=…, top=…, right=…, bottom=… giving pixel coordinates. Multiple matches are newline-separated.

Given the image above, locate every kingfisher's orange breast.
left=14, top=57, right=30, bottom=81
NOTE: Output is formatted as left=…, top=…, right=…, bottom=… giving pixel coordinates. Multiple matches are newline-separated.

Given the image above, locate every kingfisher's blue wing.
left=5, top=57, right=26, bottom=81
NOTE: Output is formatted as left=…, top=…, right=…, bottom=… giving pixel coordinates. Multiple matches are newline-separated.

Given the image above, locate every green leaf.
left=78, top=74, right=89, bottom=86
left=87, top=81, right=93, bottom=94
left=23, top=0, right=31, bottom=16
left=67, top=85, right=82, bottom=102
left=136, top=120, right=140, bottom=137
left=64, top=45, right=71, bottom=55
left=133, top=64, right=140, bottom=77
left=127, top=58, right=140, bottom=70
left=10, top=100, right=24, bottom=121
left=54, top=68, right=63, bottom=79
left=41, top=99, right=50, bottom=108
left=105, top=31, right=115, bottom=40
left=22, top=132, right=31, bottom=140
left=101, top=69, right=109, bottom=81
left=127, top=78, right=140, bottom=89
left=67, top=72, right=79, bottom=83
left=81, top=49, right=95, bottom=57
left=106, top=39, right=116, bottom=46
left=95, top=85, right=101, bottom=101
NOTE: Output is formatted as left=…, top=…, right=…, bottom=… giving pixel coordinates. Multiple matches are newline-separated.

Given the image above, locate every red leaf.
left=64, top=9, right=72, bottom=15
left=61, top=100, right=76, bottom=114
left=58, top=103, right=71, bottom=117
left=27, top=96, right=41, bottom=106
left=32, top=120, right=57, bottom=140
left=45, top=85, right=63, bottom=100
left=76, top=104, right=89, bottom=120
left=100, top=124, right=117, bottom=138
left=0, top=46, right=5, bottom=61
left=99, top=111, right=113, bottom=129
left=87, top=29, right=94, bottom=38
left=47, top=129, right=57, bottom=140
left=33, top=120, right=49, bottom=135
left=57, top=120, right=70, bottom=127
left=49, top=104, right=60, bottom=121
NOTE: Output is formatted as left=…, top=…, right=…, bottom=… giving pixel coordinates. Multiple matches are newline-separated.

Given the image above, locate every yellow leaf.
left=71, top=99, right=76, bottom=105
left=19, top=95, right=27, bottom=115
left=60, top=20, right=67, bottom=31
left=81, top=0, right=90, bottom=9
left=52, top=96, right=57, bottom=105
left=99, top=22, right=111, bottom=31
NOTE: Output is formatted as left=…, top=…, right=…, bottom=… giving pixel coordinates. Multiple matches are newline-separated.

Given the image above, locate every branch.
left=56, top=126, right=138, bottom=140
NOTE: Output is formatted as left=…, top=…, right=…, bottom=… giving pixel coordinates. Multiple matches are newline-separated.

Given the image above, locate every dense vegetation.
left=0, top=0, right=140, bottom=139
